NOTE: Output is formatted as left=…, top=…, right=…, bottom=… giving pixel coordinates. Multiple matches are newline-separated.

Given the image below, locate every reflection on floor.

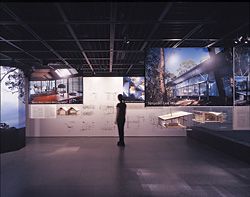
left=1, top=137, right=250, bottom=197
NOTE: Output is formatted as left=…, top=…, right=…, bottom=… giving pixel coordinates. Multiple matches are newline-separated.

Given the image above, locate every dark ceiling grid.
left=2, top=3, right=73, bottom=69
left=0, top=25, right=27, bottom=40
left=0, top=6, right=13, bottom=21
left=134, top=44, right=144, bottom=73
left=69, top=49, right=80, bottom=68
left=139, top=2, right=173, bottom=51
left=127, top=48, right=134, bottom=73
left=172, top=24, right=204, bottom=48
left=163, top=41, right=170, bottom=48
left=93, top=41, right=100, bottom=69
left=0, top=51, right=27, bottom=60
left=0, top=52, right=27, bottom=68
left=109, top=2, right=116, bottom=73
left=125, top=49, right=137, bottom=75
left=91, top=43, right=98, bottom=71
left=0, top=2, right=249, bottom=76
left=125, top=64, right=133, bottom=75
left=55, top=3, right=94, bottom=72
left=0, top=35, right=42, bottom=67
left=96, top=39, right=102, bottom=72
left=206, top=22, right=249, bottom=48
left=97, top=34, right=103, bottom=72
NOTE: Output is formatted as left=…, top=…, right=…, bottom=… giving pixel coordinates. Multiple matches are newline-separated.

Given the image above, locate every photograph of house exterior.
left=145, top=48, right=233, bottom=106
left=234, top=47, right=250, bottom=106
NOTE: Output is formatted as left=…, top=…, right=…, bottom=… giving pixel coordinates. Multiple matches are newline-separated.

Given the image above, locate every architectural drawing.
left=105, top=92, right=117, bottom=101
left=81, top=120, right=95, bottom=131
left=65, top=121, right=75, bottom=129
left=101, top=121, right=116, bottom=131
left=126, top=116, right=141, bottom=129
left=82, top=105, right=95, bottom=116
left=99, top=105, right=115, bottom=114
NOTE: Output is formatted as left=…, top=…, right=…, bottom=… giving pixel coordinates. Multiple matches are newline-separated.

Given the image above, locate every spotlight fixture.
left=234, top=35, right=249, bottom=45
left=123, top=36, right=130, bottom=44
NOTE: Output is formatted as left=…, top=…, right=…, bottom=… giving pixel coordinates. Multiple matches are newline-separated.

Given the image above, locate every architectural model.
left=158, top=111, right=192, bottom=128
left=57, top=107, right=80, bottom=116
left=192, top=111, right=225, bottom=123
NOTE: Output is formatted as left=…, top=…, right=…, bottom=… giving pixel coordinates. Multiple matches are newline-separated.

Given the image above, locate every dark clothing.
left=118, top=121, right=125, bottom=144
left=116, top=102, right=126, bottom=123
left=116, top=102, right=126, bottom=146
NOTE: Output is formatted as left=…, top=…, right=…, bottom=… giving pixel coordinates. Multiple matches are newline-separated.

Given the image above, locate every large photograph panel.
left=0, top=66, right=25, bottom=130
left=145, top=48, right=233, bottom=106
left=234, top=47, right=250, bottom=106
left=29, top=69, right=83, bottom=104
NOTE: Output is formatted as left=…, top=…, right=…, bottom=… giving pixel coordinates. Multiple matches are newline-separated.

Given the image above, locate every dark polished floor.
left=1, top=137, right=250, bottom=197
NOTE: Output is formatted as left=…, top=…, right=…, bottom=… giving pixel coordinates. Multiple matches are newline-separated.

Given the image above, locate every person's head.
left=118, top=94, right=124, bottom=102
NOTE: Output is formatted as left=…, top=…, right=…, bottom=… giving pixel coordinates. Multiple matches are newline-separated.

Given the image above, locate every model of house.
left=57, top=107, right=80, bottom=116
left=57, top=107, right=69, bottom=115
left=158, top=111, right=192, bottom=128
left=68, top=107, right=79, bottom=115
left=193, top=111, right=225, bottom=123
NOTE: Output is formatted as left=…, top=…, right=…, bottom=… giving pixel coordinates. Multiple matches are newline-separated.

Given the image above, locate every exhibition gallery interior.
left=1, top=2, right=250, bottom=197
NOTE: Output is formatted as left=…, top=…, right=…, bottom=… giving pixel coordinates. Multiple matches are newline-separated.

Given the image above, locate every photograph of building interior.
left=0, top=2, right=250, bottom=197
left=29, top=69, right=83, bottom=104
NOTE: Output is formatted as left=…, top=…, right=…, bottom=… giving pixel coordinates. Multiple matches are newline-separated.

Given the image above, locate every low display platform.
left=0, top=128, right=26, bottom=153
left=187, top=126, right=250, bottom=163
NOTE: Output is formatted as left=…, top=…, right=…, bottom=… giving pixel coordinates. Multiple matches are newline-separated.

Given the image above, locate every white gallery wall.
left=27, top=77, right=190, bottom=137
left=233, top=106, right=250, bottom=130
left=27, top=77, right=249, bottom=137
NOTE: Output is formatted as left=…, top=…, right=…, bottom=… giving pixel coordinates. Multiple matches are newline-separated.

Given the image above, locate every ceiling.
left=0, top=2, right=249, bottom=76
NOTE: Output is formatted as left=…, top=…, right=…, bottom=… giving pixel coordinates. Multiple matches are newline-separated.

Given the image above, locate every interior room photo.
left=0, top=2, right=250, bottom=197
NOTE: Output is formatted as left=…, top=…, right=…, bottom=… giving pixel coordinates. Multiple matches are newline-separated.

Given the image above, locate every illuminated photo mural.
left=145, top=48, right=233, bottom=106
left=234, top=47, right=250, bottom=106
left=123, top=77, right=145, bottom=102
left=29, top=69, right=83, bottom=104
left=0, top=66, right=25, bottom=131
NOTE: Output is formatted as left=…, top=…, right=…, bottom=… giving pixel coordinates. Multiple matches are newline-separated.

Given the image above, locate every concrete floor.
left=1, top=137, right=250, bottom=197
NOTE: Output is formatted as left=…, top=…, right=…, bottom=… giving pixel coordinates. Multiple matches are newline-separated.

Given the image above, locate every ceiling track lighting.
left=123, top=36, right=130, bottom=44
left=234, top=35, right=249, bottom=46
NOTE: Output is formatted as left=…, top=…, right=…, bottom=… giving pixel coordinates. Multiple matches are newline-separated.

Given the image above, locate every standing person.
left=115, top=94, right=127, bottom=146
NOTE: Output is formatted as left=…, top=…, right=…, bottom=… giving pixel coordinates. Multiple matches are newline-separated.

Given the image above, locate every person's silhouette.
left=115, top=94, right=127, bottom=146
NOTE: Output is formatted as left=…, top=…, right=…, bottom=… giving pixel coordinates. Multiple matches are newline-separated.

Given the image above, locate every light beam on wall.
left=55, top=69, right=71, bottom=77
left=55, top=69, right=78, bottom=78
